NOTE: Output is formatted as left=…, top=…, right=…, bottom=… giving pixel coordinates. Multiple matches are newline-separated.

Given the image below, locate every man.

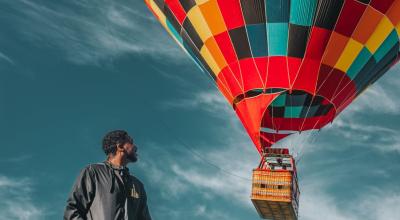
left=64, top=130, right=152, bottom=220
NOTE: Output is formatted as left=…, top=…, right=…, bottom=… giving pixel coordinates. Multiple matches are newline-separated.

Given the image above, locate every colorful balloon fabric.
left=145, top=0, right=400, bottom=153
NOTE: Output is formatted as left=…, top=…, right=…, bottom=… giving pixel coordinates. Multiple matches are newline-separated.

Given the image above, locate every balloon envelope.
left=145, top=0, right=400, bottom=153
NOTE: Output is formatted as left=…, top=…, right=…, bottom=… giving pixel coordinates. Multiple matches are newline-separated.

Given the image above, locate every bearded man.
left=64, top=130, right=152, bottom=220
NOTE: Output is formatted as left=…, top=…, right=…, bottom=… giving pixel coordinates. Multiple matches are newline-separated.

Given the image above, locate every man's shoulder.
left=81, top=162, right=108, bottom=174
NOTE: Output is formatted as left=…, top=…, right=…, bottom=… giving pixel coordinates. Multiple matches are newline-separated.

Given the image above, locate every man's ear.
left=116, top=144, right=124, bottom=152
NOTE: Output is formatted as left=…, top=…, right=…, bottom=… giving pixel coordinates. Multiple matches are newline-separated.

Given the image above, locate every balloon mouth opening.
left=259, top=89, right=336, bottom=149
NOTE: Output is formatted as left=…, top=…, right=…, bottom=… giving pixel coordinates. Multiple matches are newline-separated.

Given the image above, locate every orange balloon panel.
left=145, top=0, right=400, bottom=151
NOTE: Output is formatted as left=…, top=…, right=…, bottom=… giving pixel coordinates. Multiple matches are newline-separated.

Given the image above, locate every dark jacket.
left=64, top=162, right=152, bottom=220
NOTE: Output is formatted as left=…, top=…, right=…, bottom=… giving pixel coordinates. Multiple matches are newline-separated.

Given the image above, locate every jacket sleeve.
left=64, top=166, right=96, bottom=220
left=139, top=186, right=152, bottom=220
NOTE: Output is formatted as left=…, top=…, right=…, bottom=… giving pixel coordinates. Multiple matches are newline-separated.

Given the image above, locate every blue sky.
left=0, top=1, right=400, bottom=220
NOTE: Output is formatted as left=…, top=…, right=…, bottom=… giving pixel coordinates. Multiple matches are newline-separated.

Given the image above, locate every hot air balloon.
left=144, top=0, right=400, bottom=219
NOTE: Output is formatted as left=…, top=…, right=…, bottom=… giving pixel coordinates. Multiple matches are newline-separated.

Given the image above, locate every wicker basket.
left=251, top=149, right=299, bottom=220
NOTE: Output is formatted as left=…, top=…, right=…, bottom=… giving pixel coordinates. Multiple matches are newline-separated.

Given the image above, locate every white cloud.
left=154, top=63, right=400, bottom=219
left=320, top=66, right=400, bottom=154
left=137, top=143, right=247, bottom=220
left=341, top=64, right=400, bottom=116
left=171, top=163, right=252, bottom=205
left=140, top=90, right=260, bottom=207
left=137, top=153, right=190, bottom=199
left=7, top=0, right=187, bottom=65
left=154, top=203, right=238, bottom=220
left=193, top=205, right=239, bottom=220
left=162, top=89, right=326, bottom=158
left=300, top=190, right=351, bottom=220
left=274, top=130, right=322, bottom=158
left=149, top=127, right=397, bottom=220
left=0, top=52, right=14, bottom=65
left=326, top=117, right=400, bottom=154
left=344, top=84, right=399, bottom=115
left=299, top=175, right=400, bottom=220
left=159, top=89, right=264, bottom=206
left=301, top=186, right=400, bottom=220
left=357, top=191, right=400, bottom=220
left=194, top=205, right=206, bottom=216
left=139, top=137, right=257, bottom=206
left=163, top=90, right=234, bottom=118
left=0, top=176, right=45, bottom=220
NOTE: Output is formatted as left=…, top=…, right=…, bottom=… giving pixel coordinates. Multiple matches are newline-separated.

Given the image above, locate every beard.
left=126, top=151, right=137, bottom=163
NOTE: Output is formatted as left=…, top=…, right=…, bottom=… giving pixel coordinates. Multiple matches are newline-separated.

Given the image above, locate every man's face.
left=123, top=142, right=138, bottom=163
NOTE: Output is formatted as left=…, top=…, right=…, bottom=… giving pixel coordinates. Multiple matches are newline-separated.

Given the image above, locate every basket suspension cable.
left=258, top=146, right=267, bottom=169
left=158, top=119, right=252, bottom=182
left=295, top=107, right=327, bottom=165
left=133, top=94, right=252, bottom=182
left=107, top=30, right=247, bottom=181
left=290, top=90, right=294, bottom=158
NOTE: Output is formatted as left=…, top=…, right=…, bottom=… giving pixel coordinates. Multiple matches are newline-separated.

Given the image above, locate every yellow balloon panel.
left=366, top=16, right=395, bottom=53
left=335, top=39, right=364, bottom=72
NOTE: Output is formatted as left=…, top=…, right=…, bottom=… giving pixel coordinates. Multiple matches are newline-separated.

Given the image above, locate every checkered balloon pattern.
left=145, top=0, right=400, bottom=152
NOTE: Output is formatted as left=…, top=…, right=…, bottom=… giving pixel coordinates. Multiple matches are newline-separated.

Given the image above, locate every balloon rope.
left=134, top=90, right=252, bottom=181
left=292, top=94, right=316, bottom=162
left=295, top=110, right=325, bottom=165
left=285, top=1, right=331, bottom=158
left=314, top=2, right=371, bottom=116
left=296, top=0, right=349, bottom=151
left=104, top=11, right=252, bottom=182
left=158, top=118, right=252, bottom=182
left=289, top=92, right=294, bottom=157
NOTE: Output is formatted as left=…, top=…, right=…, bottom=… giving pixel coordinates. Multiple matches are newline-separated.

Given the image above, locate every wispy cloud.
left=162, top=89, right=325, bottom=158
left=144, top=90, right=400, bottom=219
left=171, top=162, right=252, bottom=206
left=139, top=136, right=257, bottom=206
left=344, top=84, right=399, bottom=115
left=328, top=112, right=400, bottom=154
left=316, top=66, right=400, bottom=154
left=0, top=155, right=32, bottom=163
left=137, top=148, right=190, bottom=200
left=162, top=90, right=234, bottom=118
left=356, top=189, right=400, bottom=220
left=300, top=178, right=400, bottom=220
left=6, top=0, right=187, bottom=65
left=0, top=175, right=46, bottom=220
left=300, top=187, right=351, bottom=220
left=192, top=204, right=239, bottom=220
left=342, top=66, right=400, bottom=116
left=136, top=141, right=252, bottom=220
left=153, top=203, right=239, bottom=220
left=153, top=63, right=400, bottom=219
left=0, top=52, right=14, bottom=65
left=160, top=89, right=259, bottom=185
left=143, top=98, right=264, bottom=217
left=139, top=89, right=260, bottom=208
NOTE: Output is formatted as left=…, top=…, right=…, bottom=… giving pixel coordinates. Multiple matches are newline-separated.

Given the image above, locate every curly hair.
left=102, top=130, right=133, bottom=155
